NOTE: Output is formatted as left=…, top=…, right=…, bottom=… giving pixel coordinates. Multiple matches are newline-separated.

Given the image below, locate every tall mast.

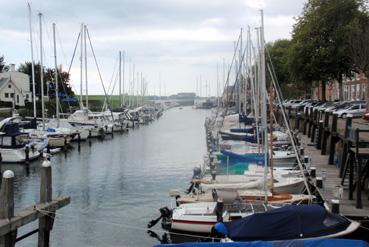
left=260, top=10, right=269, bottom=199
left=216, top=63, right=219, bottom=107
left=239, top=28, right=243, bottom=114
left=28, top=3, right=37, bottom=119
left=39, top=12, right=45, bottom=130
left=53, top=23, right=60, bottom=127
left=119, top=51, right=122, bottom=107
left=80, top=23, right=83, bottom=108
left=84, top=25, right=88, bottom=109
left=122, top=51, right=125, bottom=106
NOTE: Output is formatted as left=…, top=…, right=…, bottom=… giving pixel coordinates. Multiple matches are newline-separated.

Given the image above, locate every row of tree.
left=267, top=0, right=369, bottom=103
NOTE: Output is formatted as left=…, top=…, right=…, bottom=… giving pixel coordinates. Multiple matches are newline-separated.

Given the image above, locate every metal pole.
left=119, top=51, right=122, bottom=107
left=53, top=23, right=60, bottom=128
left=84, top=25, right=88, bottom=109
left=80, top=23, right=83, bottom=108
left=39, top=12, right=45, bottom=130
left=28, top=3, right=37, bottom=119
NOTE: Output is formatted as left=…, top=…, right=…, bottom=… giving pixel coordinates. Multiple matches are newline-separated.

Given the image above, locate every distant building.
left=312, top=72, right=367, bottom=101
left=0, top=64, right=32, bottom=107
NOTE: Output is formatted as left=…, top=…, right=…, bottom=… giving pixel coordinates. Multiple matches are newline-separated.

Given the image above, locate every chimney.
left=9, top=64, right=15, bottom=72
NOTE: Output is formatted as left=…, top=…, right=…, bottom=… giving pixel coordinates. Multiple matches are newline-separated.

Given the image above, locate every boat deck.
left=300, top=134, right=369, bottom=218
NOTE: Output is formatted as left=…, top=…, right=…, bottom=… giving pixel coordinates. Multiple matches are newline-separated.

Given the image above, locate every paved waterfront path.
left=301, top=134, right=369, bottom=217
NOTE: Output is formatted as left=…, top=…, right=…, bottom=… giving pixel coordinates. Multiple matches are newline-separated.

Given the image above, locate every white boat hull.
left=0, top=148, right=40, bottom=163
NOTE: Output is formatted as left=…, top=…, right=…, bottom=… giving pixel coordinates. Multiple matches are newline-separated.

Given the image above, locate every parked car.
left=325, top=101, right=350, bottom=113
left=363, top=112, right=369, bottom=121
left=333, top=103, right=367, bottom=118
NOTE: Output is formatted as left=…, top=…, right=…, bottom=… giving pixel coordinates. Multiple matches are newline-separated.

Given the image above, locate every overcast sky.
left=0, top=0, right=305, bottom=96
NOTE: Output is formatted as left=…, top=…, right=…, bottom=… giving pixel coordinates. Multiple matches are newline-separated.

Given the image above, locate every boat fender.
left=214, top=222, right=228, bottom=236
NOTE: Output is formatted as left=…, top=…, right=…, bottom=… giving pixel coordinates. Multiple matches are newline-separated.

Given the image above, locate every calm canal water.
left=1, top=107, right=210, bottom=247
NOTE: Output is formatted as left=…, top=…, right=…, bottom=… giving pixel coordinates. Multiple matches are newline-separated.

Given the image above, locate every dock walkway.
left=301, top=134, right=369, bottom=217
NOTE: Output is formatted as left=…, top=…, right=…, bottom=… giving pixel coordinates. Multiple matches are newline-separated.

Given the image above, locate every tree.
left=18, top=62, right=75, bottom=97
left=289, top=0, right=366, bottom=100
left=266, top=39, right=293, bottom=85
left=347, top=11, right=369, bottom=109
left=0, top=56, right=5, bottom=72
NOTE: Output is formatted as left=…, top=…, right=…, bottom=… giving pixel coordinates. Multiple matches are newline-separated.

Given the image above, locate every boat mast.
left=39, top=12, right=45, bottom=130
left=119, top=51, right=122, bottom=107
left=84, top=25, right=89, bottom=109
left=122, top=51, right=125, bottom=106
left=80, top=23, right=84, bottom=109
left=53, top=23, right=60, bottom=127
left=259, top=10, right=269, bottom=201
left=28, top=3, right=37, bottom=119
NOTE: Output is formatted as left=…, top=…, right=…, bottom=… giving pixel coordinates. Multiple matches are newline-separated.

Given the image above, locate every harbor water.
left=1, top=107, right=210, bottom=247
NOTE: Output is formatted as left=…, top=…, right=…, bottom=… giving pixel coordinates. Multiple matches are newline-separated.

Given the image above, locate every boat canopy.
left=217, top=205, right=351, bottom=241
left=153, top=239, right=369, bottom=247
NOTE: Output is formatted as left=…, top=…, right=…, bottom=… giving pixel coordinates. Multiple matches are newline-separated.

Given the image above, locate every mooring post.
left=25, top=146, right=30, bottom=165
left=307, top=107, right=313, bottom=138
left=303, top=107, right=308, bottom=135
left=316, top=119, right=324, bottom=149
left=340, top=116, right=352, bottom=178
left=321, top=111, right=329, bottom=155
left=38, top=159, right=54, bottom=247
left=311, top=109, right=318, bottom=143
left=0, top=170, right=17, bottom=247
left=355, top=128, right=362, bottom=209
left=328, top=113, right=338, bottom=164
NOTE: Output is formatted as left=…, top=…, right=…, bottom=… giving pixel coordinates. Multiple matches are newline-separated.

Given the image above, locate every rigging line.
left=35, top=207, right=223, bottom=240
left=266, top=62, right=312, bottom=199
left=102, top=61, right=119, bottom=112
left=86, top=28, right=114, bottom=119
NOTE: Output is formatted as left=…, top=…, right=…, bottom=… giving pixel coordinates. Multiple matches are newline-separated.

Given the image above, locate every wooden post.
left=349, top=151, right=354, bottom=200
left=321, top=111, right=329, bottom=155
left=307, top=107, right=313, bottom=138
left=340, top=116, right=352, bottom=178
left=303, top=107, right=308, bottom=135
left=355, top=128, right=362, bottom=209
left=316, top=120, right=324, bottom=149
left=0, top=170, right=16, bottom=247
left=311, top=109, right=318, bottom=143
left=328, top=114, right=338, bottom=165
left=38, top=160, right=54, bottom=247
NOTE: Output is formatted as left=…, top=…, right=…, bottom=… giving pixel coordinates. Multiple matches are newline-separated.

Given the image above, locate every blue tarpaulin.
left=220, top=205, right=351, bottom=241
left=153, top=239, right=369, bottom=247
left=62, top=97, right=79, bottom=103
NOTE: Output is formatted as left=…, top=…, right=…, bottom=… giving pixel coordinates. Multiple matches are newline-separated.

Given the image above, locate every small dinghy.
left=213, top=204, right=360, bottom=241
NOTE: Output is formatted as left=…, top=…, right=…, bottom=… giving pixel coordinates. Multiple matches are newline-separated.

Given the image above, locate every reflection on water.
left=0, top=107, right=210, bottom=247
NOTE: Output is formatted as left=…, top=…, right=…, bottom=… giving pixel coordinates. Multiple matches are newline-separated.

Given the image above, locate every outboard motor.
left=148, top=206, right=172, bottom=229
left=192, top=167, right=202, bottom=179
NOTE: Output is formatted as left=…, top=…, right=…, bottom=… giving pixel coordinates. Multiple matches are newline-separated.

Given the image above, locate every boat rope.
left=266, top=52, right=313, bottom=200
left=34, top=207, right=223, bottom=241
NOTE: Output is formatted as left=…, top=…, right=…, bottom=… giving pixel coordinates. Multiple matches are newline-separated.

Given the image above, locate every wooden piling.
left=38, top=160, right=54, bottom=247
left=321, top=111, right=330, bottom=155
left=0, top=170, right=16, bottom=247
left=328, top=113, right=338, bottom=165
left=340, top=116, right=352, bottom=178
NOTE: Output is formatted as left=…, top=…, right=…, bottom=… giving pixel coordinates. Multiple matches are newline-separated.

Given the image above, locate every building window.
left=26, top=94, right=29, bottom=99
left=8, top=84, right=11, bottom=88
left=16, top=95, right=19, bottom=103
left=10, top=93, right=14, bottom=98
left=4, top=93, right=8, bottom=98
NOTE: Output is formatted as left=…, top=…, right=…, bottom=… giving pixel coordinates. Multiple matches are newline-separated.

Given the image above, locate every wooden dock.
left=281, top=106, right=369, bottom=218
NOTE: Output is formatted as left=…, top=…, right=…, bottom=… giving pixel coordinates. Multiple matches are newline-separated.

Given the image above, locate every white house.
left=0, top=64, right=32, bottom=107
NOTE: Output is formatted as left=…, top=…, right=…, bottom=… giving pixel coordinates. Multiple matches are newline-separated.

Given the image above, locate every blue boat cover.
left=152, top=239, right=368, bottom=247
left=220, top=150, right=264, bottom=165
left=220, top=205, right=351, bottom=241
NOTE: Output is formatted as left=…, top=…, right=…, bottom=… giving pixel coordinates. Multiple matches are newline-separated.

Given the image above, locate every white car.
left=333, top=103, right=367, bottom=118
